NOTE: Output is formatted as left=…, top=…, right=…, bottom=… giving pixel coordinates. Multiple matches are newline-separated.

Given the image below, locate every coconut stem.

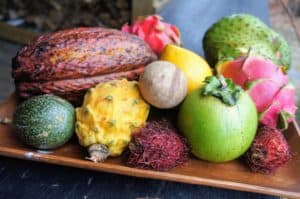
left=0, top=117, right=12, bottom=125
left=86, top=144, right=110, bottom=163
left=202, top=75, right=243, bottom=106
left=219, top=75, right=227, bottom=90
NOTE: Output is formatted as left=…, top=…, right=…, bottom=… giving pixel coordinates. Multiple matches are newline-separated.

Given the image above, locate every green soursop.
left=203, top=14, right=291, bottom=71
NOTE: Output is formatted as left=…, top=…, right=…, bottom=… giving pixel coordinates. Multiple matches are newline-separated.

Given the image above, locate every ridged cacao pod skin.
left=12, top=27, right=157, bottom=104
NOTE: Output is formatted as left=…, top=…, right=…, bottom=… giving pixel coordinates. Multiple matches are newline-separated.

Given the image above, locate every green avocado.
left=13, top=95, right=75, bottom=149
left=203, top=14, right=291, bottom=71
left=178, top=76, right=258, bottom=162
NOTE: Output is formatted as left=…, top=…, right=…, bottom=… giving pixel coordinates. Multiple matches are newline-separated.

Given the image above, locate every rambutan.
left=127, top=119, right=188, bottom=171
left=245, top=125, right=291, bottom=174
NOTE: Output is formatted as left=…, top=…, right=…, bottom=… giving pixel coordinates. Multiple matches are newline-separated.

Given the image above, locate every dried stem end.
left=85, top=144, right=110, bottom=163
left=0, top=117, right=12, bottom=125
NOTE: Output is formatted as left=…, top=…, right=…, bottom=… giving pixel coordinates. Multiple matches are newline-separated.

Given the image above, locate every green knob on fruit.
left=178, top=76, right=258, bottom=162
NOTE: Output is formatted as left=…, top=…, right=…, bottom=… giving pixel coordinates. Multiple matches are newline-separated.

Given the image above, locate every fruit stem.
left=202, top=75, right=243, bottom=106
left=86, top=144, right=110, bottom=163
left=0, top=117, right=12, bottom=125
left=219, top=75, right=227, bottom=90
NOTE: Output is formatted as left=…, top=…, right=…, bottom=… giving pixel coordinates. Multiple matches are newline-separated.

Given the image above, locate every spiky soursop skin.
left=122, top=15, right=181, bottom=55
left=218, top=56, right=297, bottom=129
left=75, top=79, right=150, bottom=161
left=203, top=14, right=291, bottom=70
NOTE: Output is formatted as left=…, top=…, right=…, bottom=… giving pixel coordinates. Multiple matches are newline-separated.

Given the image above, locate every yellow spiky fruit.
left=75, top=79, right=150, bottom=162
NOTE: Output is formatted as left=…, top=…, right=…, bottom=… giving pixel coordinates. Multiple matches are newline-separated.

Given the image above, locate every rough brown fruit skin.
left=17, top=67, right=144, bottom=103
left=12, top=27, right=157, bottom=104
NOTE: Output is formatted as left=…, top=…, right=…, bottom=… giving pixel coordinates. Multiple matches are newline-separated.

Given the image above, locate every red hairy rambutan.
left=245, top=125, right=291, bottom=174
left=127, top=119, right=188, bottom=171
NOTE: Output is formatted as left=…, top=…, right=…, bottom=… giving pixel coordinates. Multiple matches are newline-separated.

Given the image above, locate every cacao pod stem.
left=0, top=117, right=12, bottom=125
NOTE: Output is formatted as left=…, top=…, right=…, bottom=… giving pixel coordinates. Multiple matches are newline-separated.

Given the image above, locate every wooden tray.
left=0, top=94, right=299, bottom=198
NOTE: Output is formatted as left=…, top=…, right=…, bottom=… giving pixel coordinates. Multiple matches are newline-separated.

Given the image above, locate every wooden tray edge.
left=0, top=146, right=299, bottom=198
left=1, top=94, right=300, bottom=198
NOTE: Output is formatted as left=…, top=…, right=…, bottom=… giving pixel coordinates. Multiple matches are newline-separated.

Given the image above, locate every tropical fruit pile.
left=4, top=13, right=297, bottom=174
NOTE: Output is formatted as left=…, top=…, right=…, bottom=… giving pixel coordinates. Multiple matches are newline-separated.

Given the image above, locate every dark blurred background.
left=0, top=0, right=131, bottom=31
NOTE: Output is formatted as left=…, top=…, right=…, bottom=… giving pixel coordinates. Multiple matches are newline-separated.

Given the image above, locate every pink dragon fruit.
left=217, top=56, right=297, bottom=129
left=121, top=15, right=181, bottom=55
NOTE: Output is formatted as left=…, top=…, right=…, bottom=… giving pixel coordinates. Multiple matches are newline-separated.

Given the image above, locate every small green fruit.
left=13, top=95, right=75, bottom=149
left=178, top=76, right=258, bottom=162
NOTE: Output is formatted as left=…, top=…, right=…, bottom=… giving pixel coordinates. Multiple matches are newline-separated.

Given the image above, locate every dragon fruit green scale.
left=203, top=14, right=291, bottom=71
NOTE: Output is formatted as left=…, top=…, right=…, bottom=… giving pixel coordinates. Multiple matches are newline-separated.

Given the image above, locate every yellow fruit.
left=160, top=45, right=213, bottom=93
left=75, top=79, right=150, bottom=161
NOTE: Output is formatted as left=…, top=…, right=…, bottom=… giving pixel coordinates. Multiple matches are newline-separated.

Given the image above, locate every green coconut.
left=178, top=76, right=258, bottom=162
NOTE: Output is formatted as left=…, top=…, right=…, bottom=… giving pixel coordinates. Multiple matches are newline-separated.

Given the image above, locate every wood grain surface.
left=0, top=94, right=299, bottom=198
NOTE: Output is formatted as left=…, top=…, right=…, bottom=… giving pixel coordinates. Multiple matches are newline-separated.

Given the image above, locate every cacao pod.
left=12, top=27, right=157, bottom=104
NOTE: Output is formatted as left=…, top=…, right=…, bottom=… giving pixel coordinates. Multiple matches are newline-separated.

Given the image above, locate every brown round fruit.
left=138, top=61, right=187, bottom=109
